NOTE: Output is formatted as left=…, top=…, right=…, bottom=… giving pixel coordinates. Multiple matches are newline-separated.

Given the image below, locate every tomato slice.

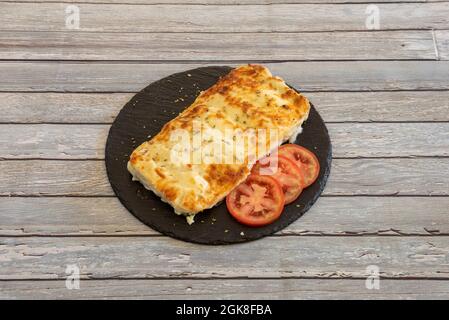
left=278, top=144, right=320, bottom=187
left=226, top=174, right=285, bottom=227
left=252, top=155, right=304, bottom=204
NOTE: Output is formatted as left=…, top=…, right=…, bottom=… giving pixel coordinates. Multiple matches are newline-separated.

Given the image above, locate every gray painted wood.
left=0, top=93, right=129, bottom=123
left=1, top=159, right=448, bottom=196
left=1, top=236, right=448, bottom=279
left=1, top=3, right=448, bottom=32
left=310, top=91, right=449, bottom=122
left=0, top=31, right=436, bottom=61
left=1, top=279, right=448, bottom=300
left=2, top=91, right=449, bottom=123
left=0, top=124, right=108, bottom=159
left=328, top=123, right=449, bottom=157
left=0, top=0, right=427, bottom=3
left=1, top=61, right=449, bottom=92
left=1, top=0, right=447, bottom=298
left=0, top=196, right=448, bottom=236
left=435, top=30, right=449, bottom=60
left=1, top=123, right=448, bottom=159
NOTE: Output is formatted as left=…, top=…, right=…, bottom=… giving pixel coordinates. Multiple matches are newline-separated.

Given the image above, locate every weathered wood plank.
left=1, top=159, right=448, bottom=196
left=0, top=31, right=436, bottom=61
left=2, top=91, right=449, bottom=123
left=1, top=123, right=448, bottom=159
left=328, top=123, right=449, bottom=157
left=0, top=197, right=448, bottom=236
left=0, top=124, right=107, bottom=159
left=0, top=0, right=427, bottom=4
left=435, top=30, right=449, bottom=60
left=1, top=61, right=449, bottom=92
left=310, top=91, right=449, bottom=122
left=0, top=160, right=114, bottom=196
left=0, top=93, right=128, bottom=123
left=0, top=236, right=448, bottom=279
left=1, top=279, right=447, bottom=300
left=1, top=3, right=448, bottom=32
left=328, top=158, right=449, bottom=195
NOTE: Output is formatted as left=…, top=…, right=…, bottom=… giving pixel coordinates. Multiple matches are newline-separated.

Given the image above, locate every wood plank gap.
left=1, top=89, right=447, bottom=93
left=0, top=194, right=449, bottom=199
left=2, top=194, right=449, bottom=198
left=0, top=59, right=438, bottom=63
left=0, top=58, right=440, bottom=63
left=0, top=233, right=448, bottom=238
left=4, top=121, right=449, bottom=125
left=1, top=156, right=449, bottom=161
left=1, top=276, right=449, bottom=282
left=0, top=1, right=435, bottom=5
left=3, top=156, right=449, bottom=161
left=0, top=155, right=449, bottom=162
left=2, top=89, right=449, bottom=93
left=0, top=29, right=439, bottom=34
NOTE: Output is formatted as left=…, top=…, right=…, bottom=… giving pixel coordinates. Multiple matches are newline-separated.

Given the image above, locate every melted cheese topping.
left=128, top=64, right=310, bottom=223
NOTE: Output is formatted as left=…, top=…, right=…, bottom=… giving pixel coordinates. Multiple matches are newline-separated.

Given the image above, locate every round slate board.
left=105, top=66, right=332, bottom=245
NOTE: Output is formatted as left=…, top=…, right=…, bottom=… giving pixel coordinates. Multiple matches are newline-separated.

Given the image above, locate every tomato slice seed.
left=251, top=155, right=304, bottom=205
left=226, top=174, right=284, bottom=227
left=278, top=144, right=320, bottom=187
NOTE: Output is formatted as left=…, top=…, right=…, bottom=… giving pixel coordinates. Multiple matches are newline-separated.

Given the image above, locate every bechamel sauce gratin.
left=127, top=64, right=311, bottom=224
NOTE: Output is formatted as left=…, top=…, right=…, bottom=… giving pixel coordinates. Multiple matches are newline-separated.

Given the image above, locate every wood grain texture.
left=1, top=236, right=448, bottom=279
left=0, top=93, right=128, bottom=123
left=1, top=159, right=448, bottom=196
left=0, top=124, right=108, bottom=159
left=1, top=61, right=449, bottom=92
left=0, top=196, right=448, bottom=236
left=1, top=0, right=447, bottom=299
left=2, top=91, right=449, bottom=123
left=310, top=91, right=449, bottom=122
left=435, top=30, right=449, bottom=60
left=0, top=124, right=107, bottom=159
left=0, top=0, right=427, bottom=4
left=1, top=279, right=448, bottom=300
left=328, top=123, right=449, bottom=157
left=1, top=123, right=448, bottom=159
left=0, top=31, right=436, bottom=61
left=1, top=3, right=448, bottom=32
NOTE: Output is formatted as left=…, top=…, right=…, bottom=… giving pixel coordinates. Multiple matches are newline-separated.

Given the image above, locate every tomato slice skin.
left=278, top=144, right=320, bottom=187
left=251, top=155, right=304, bottom=205
left=226, top=174, right=285, bottom=227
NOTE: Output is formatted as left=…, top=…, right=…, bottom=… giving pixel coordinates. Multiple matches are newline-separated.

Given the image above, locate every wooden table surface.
left=1, top=0, right=449, bottom=300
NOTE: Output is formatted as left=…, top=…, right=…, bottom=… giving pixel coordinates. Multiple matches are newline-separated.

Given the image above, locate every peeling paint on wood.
left=0, top=237, right=448, bottom=279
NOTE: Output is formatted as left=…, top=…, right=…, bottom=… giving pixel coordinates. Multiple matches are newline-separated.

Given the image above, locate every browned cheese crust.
left=127, top=64, right=310, bottom=222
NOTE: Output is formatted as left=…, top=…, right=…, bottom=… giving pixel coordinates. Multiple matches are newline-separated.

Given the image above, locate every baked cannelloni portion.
left=127, top=64, right=310, bottom=224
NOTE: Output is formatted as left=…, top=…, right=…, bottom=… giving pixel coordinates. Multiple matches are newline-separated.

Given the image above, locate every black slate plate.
left=105, top=66, right=332, bottom=245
